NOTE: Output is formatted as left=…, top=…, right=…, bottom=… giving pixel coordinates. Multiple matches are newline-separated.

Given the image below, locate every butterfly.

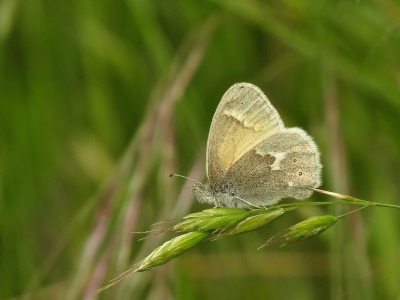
left=192, top=83, right=322, bottom=209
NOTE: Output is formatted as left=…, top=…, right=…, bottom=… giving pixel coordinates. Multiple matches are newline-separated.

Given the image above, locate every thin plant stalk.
left=95, top=189, right=400, bottom=294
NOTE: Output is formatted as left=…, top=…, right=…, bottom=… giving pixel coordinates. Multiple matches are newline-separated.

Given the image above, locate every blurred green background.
left=1, top=0, right=400, bottom=299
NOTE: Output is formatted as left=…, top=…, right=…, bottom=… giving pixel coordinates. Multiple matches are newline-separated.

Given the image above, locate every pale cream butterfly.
left=191, top=83, right=322, bottom=209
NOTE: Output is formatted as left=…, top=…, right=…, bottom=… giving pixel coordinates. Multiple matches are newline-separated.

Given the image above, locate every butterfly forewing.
left=206, top=83, right=285, bottom=188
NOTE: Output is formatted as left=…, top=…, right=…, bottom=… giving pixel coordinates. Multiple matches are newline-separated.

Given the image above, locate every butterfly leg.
left=234, top=196, right=266, bottom=210
left=215, top=200, right=226, bottom=208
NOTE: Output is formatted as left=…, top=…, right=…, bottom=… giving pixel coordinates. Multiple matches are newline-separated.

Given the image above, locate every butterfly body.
left=194, top=83, right=322, bottom=209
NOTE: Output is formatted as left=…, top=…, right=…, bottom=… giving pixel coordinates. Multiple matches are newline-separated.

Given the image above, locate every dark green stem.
left=266, top=199, right=400, bottom=212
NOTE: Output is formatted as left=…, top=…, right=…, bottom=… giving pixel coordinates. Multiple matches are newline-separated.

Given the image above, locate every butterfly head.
left=193, top=183, right=217, bottom=206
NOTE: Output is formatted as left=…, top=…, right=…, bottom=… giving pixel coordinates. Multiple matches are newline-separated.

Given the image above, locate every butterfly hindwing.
left=223, top=127, right=322, bottom=207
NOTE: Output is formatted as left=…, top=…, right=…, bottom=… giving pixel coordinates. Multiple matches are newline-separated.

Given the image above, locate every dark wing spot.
left=264, top=154, right=276, bottom=165
left=298, top=172, right=302, bottom=176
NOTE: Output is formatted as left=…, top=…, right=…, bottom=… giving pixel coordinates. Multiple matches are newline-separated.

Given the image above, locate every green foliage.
left=95, top=197, right=395, bottom=293
left=262, top=215, right=339, bottom=247
left=1, top=0, right=400, bottom=299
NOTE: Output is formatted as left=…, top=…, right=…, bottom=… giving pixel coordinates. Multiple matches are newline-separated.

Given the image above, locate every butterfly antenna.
left=169, top=173, right=204, bottom=186
left=178, top=184, right=197, bottom=195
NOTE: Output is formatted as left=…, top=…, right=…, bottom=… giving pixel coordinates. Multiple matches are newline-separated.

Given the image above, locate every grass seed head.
left=135, top=231, right=211, bottom=272
left=218, top=208, right=285, bottom=236
left=259, top=215, right=338, bottom=248
left=171, top=209, right=250, bottom=232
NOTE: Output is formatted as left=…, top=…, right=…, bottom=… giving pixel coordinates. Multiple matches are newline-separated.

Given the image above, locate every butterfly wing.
left=206, top=83, right=284, bottom=188
left=224, top=127, right=322, bottom=207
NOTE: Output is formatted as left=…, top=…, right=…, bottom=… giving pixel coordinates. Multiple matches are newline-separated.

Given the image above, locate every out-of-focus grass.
left=1, top=0, right=400, bottom=299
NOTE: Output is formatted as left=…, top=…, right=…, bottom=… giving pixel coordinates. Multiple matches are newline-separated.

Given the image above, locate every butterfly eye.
left=298, top=172, right=302, bottom=176
left=294, top=159, right=297, bottom=162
